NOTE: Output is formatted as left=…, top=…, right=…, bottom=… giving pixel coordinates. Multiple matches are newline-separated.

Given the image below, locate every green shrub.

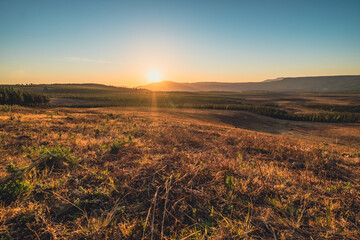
left=0, top=178, right=32, bottom=203
left=6, top=163, right=17, bottom=174
left=109, top=137, right=128, bottom=154
left=225, top=175, right=236, bottom=191
left=94, top=129, right=100, bottom=138
left=1, top=104, right=12, bottom=112
left=37, top=146, right=78, bottom=170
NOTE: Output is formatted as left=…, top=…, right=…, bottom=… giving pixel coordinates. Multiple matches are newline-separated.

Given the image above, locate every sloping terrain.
left=6, top=83, right=149, bottom=98
left=139, top=75, right=360, bottom=93
left=0, top=106, right=359, bottom=239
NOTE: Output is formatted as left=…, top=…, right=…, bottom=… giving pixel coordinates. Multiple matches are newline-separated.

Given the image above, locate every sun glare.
left=146, top=69, right=162, bottom=83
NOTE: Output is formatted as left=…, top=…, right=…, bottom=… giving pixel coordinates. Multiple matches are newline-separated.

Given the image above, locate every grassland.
left=4, top=84, right=360, bottom=123
left=0, top=106, right=359, bottom=239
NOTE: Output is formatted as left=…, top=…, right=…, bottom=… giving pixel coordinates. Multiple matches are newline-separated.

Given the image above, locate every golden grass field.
left=0, top=106, right=359, bottom=239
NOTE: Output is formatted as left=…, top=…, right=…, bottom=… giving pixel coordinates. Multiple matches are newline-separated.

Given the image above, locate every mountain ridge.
left=138, top=75, right=360, bottom=93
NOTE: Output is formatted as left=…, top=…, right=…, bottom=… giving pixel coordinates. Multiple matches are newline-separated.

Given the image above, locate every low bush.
left=0, top=178, right=32, bottom=203
left=109, top=137, right=129, bottom=154
left=37, top=146, right=78, bottom=171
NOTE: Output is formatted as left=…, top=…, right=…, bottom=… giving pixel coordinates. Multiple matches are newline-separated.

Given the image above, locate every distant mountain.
left=263, top=77, right=285, bottom=82
left=138, top=75, right=360, bottom=93
left=139, top=81, right=200, bottom=92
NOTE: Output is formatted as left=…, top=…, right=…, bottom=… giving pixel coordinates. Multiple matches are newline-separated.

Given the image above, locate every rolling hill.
left=139, top=75, right=360, bottom=92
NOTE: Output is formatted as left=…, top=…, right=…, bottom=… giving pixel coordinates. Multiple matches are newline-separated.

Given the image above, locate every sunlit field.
left=1, top=0, right=360, bottom=239
left=4, top=84, right=360, bottom=123
left=0, top=103, right=359, bottom=239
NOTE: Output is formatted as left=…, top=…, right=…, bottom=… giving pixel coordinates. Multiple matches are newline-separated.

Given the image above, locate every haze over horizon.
left=1, top=0, right=360, bottom=87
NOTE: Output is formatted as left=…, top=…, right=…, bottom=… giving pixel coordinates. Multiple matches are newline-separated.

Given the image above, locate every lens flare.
left=146, top=69, right=162, bottom=83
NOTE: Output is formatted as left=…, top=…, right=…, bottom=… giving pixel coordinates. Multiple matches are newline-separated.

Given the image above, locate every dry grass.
left=0, top=106, right=359, bottom=239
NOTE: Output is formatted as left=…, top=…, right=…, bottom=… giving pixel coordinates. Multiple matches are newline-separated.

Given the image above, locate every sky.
left=0, top=0, right=359, bottom=87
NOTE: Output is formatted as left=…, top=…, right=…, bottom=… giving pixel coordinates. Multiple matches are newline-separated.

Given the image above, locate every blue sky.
left=0, top=0, right=359, bottom=86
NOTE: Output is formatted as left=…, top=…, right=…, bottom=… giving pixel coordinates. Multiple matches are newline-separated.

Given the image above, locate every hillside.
left=0, top=106, right=359, bottom=239
left=6, top=83, right=148, bottom=96
left=139, top=75, right=360, bottom=92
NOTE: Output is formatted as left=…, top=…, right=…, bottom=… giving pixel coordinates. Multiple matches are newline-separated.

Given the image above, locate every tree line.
left=175, top=103, right=360, bottom=123
left=305, top=104, right=360, bottom=113
left=0, top=87, right=49, bottom=105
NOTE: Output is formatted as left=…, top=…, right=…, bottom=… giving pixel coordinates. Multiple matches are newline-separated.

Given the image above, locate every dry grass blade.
left=151, top=187, right=160, bottom=240
left=142, top=187, right=160, bottom=240
left=262, top=219, right=277, bottom=240
left=255, top=159, right=267, bottom=189
left=26, top=223, right=41, bottom=240
left=142, top=205, right=152, bottom=240
left=161, top=175, right=172, bottom=239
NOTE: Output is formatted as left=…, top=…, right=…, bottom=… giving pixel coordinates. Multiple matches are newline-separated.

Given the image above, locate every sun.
left=146, top=69, right=162, bottom=83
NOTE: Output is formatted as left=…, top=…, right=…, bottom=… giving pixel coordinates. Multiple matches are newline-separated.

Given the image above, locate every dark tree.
left=0, top=87, right=49, bottom=105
